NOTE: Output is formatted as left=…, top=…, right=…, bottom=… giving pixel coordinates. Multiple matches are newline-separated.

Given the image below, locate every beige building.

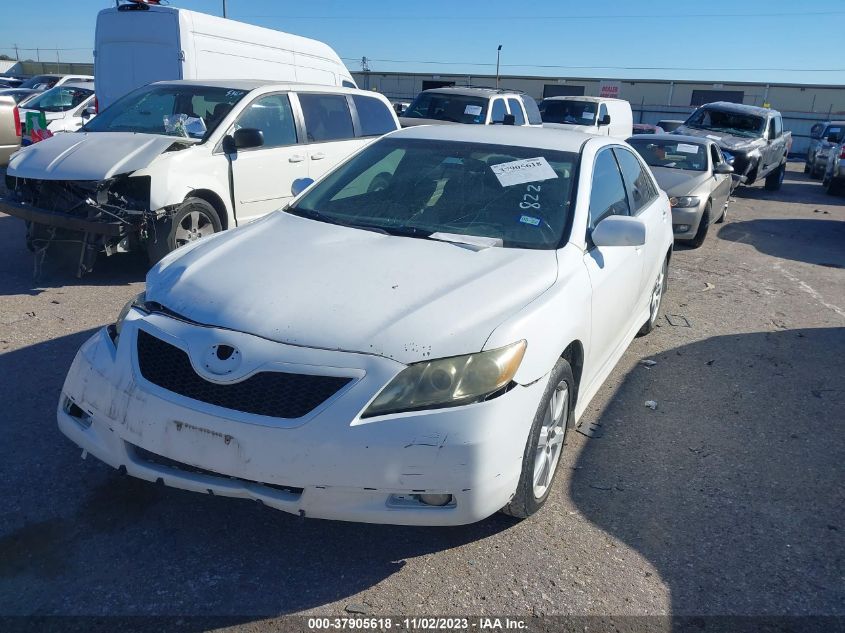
left=352, top=71, right=845, bottom=154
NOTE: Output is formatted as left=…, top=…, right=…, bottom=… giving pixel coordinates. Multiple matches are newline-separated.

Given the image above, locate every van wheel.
left=683, top=202, right=710, bottom=249
left=765, top=163, right=785, bottom=191
left=146, top=197, right=222, bottom=265
left=501, top=358, right=573, bottom=519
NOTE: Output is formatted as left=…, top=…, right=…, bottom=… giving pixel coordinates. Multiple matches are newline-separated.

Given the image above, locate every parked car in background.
left=822, top=136, right=845, bottom=195
left=0, top=95, right=22, bottom=167
left=95, top=3, right=355, bottom=110
left=400, top=87, right=542, bottom=127
left=657, top=119, right=684, bottom=132
left=0, top=77, right=24, bottom=89
left=390, top=100, right=410, bottom=116
left=0, top=88, right=43, bottom=105
left=17, top=74, right=93, bottom=90
left=632, top=123, right=665, bottom=135
left=629, top=134, right=732, bottom=248
left=806, top=120, right=844, bottom=179
left=674, top=102, right=791, bottom=190
left=2, top=80, right=399, bottom=275
left=539, top=96, right=633, bottom=139
left=18, top=82, right=96, bottom=145
left=56, top=124, right=673, bottom=525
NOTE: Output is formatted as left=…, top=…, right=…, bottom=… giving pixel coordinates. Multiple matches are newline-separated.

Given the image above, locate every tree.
left=0, top=54, right=14, bottom=61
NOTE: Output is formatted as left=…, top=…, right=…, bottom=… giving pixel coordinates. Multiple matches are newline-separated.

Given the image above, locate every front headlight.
left=669, top=196, right=701, bottom=208
left=362, top=340, right=527, bottom=418
left=110, top=291, right=147, bottom=344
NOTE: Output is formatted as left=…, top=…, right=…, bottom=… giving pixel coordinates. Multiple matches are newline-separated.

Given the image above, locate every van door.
left=294, top=92, right=361, bottom=181
left=227, top=93, right=307, bottom=222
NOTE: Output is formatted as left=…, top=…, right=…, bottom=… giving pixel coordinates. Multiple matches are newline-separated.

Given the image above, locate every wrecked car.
left=1, top=79, right=399, bottom=275
left=57, top=125, right=674, bottom=525
left=674, top=101, right=791, bottom=190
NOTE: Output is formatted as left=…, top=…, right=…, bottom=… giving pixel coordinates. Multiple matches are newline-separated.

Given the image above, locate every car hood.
left=650, top=167, right=711, bottom=196
left=399, top=117, right=460, bottom=127
left=673, top=125, right=764, bottom=152
left=146, top=212, right=558, bottom=364
left=6, top=131, right=197, bottom=180
left=542, top=122, right=596, bottom=133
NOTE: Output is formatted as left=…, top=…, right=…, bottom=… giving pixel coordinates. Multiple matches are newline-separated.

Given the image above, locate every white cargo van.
left=94, top=2, right=356, bottom=110
left=539, top=96, right=633, bottom=139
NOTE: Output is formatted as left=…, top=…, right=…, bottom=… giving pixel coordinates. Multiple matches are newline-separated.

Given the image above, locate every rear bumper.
left=0, top=197, right=126, bottom=236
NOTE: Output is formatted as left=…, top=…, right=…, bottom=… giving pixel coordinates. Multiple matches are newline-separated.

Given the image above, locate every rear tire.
left=683, top=202, right=710, bottom=249
left=803, top=161, right=811, bottom=174
left=638, top=256, right=668, bottom=336
left=146, top=197, right=222, bottom=265
left=826, top=176, right=843, bottom=196
left=764, top=162, right=785, bottom=191
left=502, top=358, right=573, bottom=519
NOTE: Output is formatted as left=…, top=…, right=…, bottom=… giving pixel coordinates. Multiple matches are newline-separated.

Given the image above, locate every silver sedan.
left=628, top=134, right=733, bottom=248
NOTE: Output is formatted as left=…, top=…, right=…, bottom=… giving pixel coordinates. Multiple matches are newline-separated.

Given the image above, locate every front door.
left=709, top=144, right=732, bottom=212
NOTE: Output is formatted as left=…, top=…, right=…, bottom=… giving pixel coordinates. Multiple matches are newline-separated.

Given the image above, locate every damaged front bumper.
left=58, top=312, right=547, bottom=525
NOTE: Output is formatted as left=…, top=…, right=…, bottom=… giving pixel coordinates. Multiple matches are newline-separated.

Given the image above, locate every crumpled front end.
left=57, top=310, right=548, bottom=525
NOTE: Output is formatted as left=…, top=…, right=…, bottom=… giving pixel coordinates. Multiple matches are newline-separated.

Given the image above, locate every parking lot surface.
left=0, top=163, right=843, bottom=624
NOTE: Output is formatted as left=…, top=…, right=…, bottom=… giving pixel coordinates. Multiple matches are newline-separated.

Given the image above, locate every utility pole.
left=495, top=45, right=502, bottom=89
left=13, top=43, right=19, bottom=61
left=222, top=0, right=227, bottom=18
left=56, top=48, right=60, bottom=73
left=361, top=56, right=370, bottom=90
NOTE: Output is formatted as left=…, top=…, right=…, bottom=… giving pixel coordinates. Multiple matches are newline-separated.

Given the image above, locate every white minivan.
left=540, top=97, right=633, bottom=139
left=2, top=80, right=399, bottom=273
left=95, top=3, right=356, bottom=110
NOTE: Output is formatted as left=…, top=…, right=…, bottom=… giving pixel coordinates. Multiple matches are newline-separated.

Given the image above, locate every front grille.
left=136, top=329, right=352, bottom=418
left=130, top=443, right=303, bottom=496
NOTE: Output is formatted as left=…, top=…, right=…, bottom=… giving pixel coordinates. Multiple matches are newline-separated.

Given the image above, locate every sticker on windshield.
left=464, top=105, right=483, bottom=116
left=519, top=215, right=541, bottom=226
left=581, top=112, right=594, bottom=119
left=706, top=134, right=722, bottom=141
left=490, top=157, right=558, bottom=187
left=676, top=143, right=699, bottom=154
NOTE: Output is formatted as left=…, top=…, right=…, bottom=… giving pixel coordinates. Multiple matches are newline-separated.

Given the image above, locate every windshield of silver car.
left=82, top=85, right=248, bottom=140
left=629, top=139, right=708, bottom=171
left=540, top=100, right=597, bottom=125
left=288, top=138, right=579, bottom=249
left=402, top=93, right=490, bottom=124
left=25, top=86, right=93, bottom=113
left=685, top=108, right=765, bottom=138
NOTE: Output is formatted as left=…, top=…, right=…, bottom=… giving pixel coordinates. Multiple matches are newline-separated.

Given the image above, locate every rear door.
left=294, top=92, right=361, bottom=181
left=227, top=92, right=307, bottom=222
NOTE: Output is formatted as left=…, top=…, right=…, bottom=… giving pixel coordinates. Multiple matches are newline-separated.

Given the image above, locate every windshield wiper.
left=286, top=207, right=392, bottom=234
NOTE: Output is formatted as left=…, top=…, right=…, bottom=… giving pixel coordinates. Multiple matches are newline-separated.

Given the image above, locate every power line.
left=341, top=57, right=845, bottom=73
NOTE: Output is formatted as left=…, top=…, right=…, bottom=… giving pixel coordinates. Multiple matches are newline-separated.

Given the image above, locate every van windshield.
left=82, top=84, right=249, bottom=140
left=403, top=92, right=489, bottom=124
left=540, top=100, right=597, bottom=125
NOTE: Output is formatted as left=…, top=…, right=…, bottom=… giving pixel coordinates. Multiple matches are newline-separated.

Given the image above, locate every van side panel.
left=95, top=8, right=183, bottom=110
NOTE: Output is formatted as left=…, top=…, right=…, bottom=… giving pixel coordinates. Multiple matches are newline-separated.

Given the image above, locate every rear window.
left=351, top=95, right=397, bottom=137
left=299, top=93, right=355, bottom=142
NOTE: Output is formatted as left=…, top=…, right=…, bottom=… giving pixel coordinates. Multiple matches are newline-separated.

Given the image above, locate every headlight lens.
left=112, top=291, right=147, bottom=344
left=362, top=340, right=527, bottom=418
left=669, top=196, right=701, bottom=208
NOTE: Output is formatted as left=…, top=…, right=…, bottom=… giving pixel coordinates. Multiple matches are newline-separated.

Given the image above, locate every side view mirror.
left=503, top=113, right=516, bottom=126
left=599, top=114, right=611, bottom=126
left=591, top=215, right=646, bottom=248
left=81, top=105, right=96, bottom=120
left=224, top=127, right=264, bottom=153
left=714, top=162, right=734, bottom=175
left=291, top=177, right=315, bottom=197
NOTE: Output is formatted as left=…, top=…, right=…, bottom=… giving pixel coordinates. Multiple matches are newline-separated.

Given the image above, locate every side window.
left=599, top=103, right=608, bottom=122
left=299, top=93, right=355, bottom=142
left=507, top=98, right=526, bottom=125
left=342, top=80, right=356, bottom=89
left=588, top=149, right=630, bottom=231
left=710, top=144, right=722, bottom=167
left=522, top=96, right=543, bottom=125
left=767, top=118, right=776, bottom=139
left=234, top=94, right=297, bottom=148
left=614, top=148, right=658, bottom=212
left=810, top=123, right=823, bottom=139
left=773, top=116, right=783, bottom=137
left=351, top=95, right=397, bottom=137
left=490, top=99, right=507, bottom=124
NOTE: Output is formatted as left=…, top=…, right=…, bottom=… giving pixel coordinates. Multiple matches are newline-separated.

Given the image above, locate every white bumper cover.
left=57, top=313, right=548, bottom=525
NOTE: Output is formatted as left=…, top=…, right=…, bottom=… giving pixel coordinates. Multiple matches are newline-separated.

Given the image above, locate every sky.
left=1, top=0, right=844, bottom=85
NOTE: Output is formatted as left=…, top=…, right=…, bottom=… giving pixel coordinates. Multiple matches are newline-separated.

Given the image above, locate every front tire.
left=765, top=162, right=785, bottom=191
left=146, top=197, right=222, bottom=265
left=501, top=358, right=573, bottom=519
left=638, top=256, right=668, bottom=336
left=683, top=201, right=710, bottom=248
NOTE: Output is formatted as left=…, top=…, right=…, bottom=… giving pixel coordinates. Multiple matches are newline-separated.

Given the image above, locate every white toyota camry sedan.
left=57, top=125, right=673, bottom=525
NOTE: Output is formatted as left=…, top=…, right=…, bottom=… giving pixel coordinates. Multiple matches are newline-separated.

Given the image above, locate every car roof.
left=824, top=120, right=845, bottom=126
left=390, top=123, right=603, bottom=152
left=149, top=79, right=373, bottom=95
left=627, top=133, right=712, bottom=145
left=542, top=96, right=626, bottom=104
left=60, top=82, right=96, bottom=90
left=699, top=101, right=774, bottom=116
left=421, top=86, right=523, bottom=97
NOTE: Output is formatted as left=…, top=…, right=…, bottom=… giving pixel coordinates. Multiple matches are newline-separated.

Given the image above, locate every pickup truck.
left=674, top=102, right=792, bottom=190
left=0, top=95, right=21, bottom=166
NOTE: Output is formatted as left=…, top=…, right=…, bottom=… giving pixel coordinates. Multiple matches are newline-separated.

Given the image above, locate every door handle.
left=311, top=152, right=326, bottom=160
left=289, top=155, right=305, bottom=163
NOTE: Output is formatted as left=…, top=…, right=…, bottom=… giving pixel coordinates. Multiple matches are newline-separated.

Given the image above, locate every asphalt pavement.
left=0, top=163, right=842, bottom=628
